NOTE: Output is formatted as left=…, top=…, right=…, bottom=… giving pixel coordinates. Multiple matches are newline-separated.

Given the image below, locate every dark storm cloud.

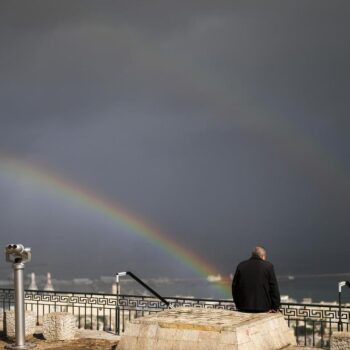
left=1, top=0, right=350, bottom=282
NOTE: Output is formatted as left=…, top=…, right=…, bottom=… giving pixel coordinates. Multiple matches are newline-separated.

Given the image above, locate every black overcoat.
left=232, top=255, right=280, bottom=312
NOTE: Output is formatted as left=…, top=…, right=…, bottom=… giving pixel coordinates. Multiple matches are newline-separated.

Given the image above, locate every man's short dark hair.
left=252, top=246, right=266, bottom=260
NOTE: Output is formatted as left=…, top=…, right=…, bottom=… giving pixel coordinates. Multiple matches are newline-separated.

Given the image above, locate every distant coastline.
left=2, top=273, right=350, bottom=304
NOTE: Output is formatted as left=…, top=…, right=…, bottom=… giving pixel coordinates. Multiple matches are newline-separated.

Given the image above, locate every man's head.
left=252, top=246, right=267, bottom=260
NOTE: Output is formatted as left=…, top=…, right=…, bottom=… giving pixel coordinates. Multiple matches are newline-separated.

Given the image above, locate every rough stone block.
left=43, top=312, right=77, bottom=341
left=119, top=335, right=137, bottom=350
left=331, top=332, right=350, bottom=350
left=5, top=310, right=36, bottom=339
left=118, top=307, right=297, bottom=350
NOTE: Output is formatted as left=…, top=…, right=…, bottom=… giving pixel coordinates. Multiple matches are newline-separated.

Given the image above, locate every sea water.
left=3, top=275, right=350, bottom=303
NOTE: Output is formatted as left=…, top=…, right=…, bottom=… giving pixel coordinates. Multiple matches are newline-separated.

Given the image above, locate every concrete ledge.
left=331, top=332, right=350, bottom=350
left=43, top=312, right=77, bottom=341
left=118, top=307, right=297, bottom=350
left=5, top=310, right=36, bottom=339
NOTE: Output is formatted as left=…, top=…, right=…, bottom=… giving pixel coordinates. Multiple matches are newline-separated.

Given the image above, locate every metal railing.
left=280, top=302, right=350, bottom=348
left=1, top=288, right=349, bottom=348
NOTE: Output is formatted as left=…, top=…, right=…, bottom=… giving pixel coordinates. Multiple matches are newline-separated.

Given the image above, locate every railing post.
left=2, top=294, right=6, bottom=334
left=338, top=289, right=343, bottom=331
left=115, top=306, right=120, bottom=335
left=337, top=281, right=350, bottom=331
left=115, top=274, right=120, bottom=335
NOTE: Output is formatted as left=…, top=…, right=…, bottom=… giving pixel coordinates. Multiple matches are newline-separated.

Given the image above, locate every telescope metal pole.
left=5, top=244, right=35, bottom=350
left=14, top=262, right=26, bottom=347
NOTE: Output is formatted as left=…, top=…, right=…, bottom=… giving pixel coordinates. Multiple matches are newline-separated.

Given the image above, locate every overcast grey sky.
left=1, top=1, right=350, bottom=282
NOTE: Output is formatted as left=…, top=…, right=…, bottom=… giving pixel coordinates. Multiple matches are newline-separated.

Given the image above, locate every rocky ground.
left=0, top=330, right=119, bottom=350
left=0, top=329, right=322, bottom=350
left=0, top=336, right=322, bottom=350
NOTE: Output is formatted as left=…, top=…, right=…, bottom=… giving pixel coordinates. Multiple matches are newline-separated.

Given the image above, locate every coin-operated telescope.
left=5, top=244, right=35, bottom=350
left=5, top=244, right=32, bottom=264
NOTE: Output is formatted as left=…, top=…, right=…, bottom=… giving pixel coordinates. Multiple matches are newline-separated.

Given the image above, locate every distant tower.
left=44, top=272, right=55, bottom=291
left=28, top=272, right=38, bottom=290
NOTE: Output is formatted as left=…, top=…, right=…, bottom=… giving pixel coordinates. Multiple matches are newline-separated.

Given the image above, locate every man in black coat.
left=232, top=246, right=280, bottom=313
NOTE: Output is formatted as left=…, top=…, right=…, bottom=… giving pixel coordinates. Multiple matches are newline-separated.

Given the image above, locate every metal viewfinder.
left=5, top=244, right=32, bottom=264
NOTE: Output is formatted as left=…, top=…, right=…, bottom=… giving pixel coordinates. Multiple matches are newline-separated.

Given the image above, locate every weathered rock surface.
left=43, top=312, right=77, bottom=341
left=118, top=307, right=297, bottom=350
left=330, top=332, right=350, bottom=350
left=5, top=310, right=37, bottom=339
left=0, top=335, right=118, bottom=350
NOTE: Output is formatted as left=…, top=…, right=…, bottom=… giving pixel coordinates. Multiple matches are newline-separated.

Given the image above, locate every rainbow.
left=0, top=154, right=231, bottom=297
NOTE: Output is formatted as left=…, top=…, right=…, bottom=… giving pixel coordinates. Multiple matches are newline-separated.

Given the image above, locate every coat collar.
left=250, top=254, right=263, bottom=261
